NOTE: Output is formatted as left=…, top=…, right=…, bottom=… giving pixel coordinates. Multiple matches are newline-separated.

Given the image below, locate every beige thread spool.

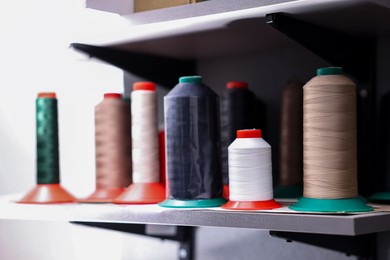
left=81, top=93, right=132, bottom=202
left=303, top=67, right=358, bottom=199
left=95, top=93, right=132, bottom=189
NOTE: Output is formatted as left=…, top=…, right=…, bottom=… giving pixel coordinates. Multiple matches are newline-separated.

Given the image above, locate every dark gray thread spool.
left=163, top=76, right=223, bottom=206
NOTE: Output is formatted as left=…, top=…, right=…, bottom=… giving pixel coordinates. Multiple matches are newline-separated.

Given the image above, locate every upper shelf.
left=75, top=0, right=390, bottom=60
left=2, top=194, right=390, bottom=236
left=71, top=0, right=390, bottom=86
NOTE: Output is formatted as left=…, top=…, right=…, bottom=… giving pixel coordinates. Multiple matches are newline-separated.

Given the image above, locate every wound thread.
left=36, top=93, right=60, bottom=184
left=131, top=83, right=160, bottom=183
left=303, top=67, right=358, bottom=199
left=164, top=76, right=223, bottom=200
left=228, top=129, right=274, bottom=201
left=279, top=81, right=304, bottom=186
left=95, top=93, right=132, bottom=189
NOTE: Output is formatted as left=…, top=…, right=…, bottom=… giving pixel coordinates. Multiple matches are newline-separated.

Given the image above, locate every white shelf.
left=2, top=194, right=390, bottom=236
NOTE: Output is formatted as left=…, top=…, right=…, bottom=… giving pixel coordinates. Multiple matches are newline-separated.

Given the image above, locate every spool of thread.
left=274, top=81, right=304, bottom=198
left=80, top=93, right=132, bottom=203
left=160, top=76, right=225, bottom=208
left=222, top=129, right=281, bottom=210
left=114, top=82, right=165, bottom=204
left=220, top=81, right=255, bottom=199
left=18, top=92, right=75, bottom=204
left=290, top=67, right=372, bottom=212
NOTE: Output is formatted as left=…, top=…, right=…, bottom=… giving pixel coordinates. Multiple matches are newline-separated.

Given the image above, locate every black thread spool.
left=220, top=81, right=256, bottom=198
left=160, top=76, right=226, bottom=208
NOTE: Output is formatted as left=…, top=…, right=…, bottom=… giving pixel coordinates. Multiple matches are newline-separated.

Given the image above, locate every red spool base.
left=113, top=182, right=166, bottom=204
left=223, top=184, right=230, bottom=200
left=78, top=188, right=126, bottom=203
left=18, top=184, right=76, bottom=204
left=221, top=199, right=282, bottom=210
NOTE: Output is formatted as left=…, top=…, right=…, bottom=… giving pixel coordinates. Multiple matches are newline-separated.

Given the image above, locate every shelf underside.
left=92, top=0, right=390, bottom=59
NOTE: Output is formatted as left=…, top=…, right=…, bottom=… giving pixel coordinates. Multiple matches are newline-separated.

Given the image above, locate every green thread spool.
left=36, top=92, right=60, bottom=184
left=18, top=92, right=75, bottom=204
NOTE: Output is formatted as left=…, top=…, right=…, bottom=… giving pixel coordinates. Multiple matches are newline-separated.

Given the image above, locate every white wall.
left=0, top=0, right=130, bottom=197
left=0, top=1, right=138, bottom=259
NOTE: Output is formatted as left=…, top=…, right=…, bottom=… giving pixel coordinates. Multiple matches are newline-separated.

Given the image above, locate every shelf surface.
left=2, top=194, right=390, bottom=236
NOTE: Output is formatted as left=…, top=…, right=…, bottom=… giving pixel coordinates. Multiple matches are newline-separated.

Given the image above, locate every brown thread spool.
left=279, top=81, right=304, bottom=187
left=81, top=93, right=132, bottom=202
left=303, top=67, right=358, bottom=199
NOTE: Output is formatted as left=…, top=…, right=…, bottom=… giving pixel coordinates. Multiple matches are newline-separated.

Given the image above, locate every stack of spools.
left=80, top=93, right=132, bottom=203
left=160, top=76, right=225, bottom=208
left=19, top=92, right=75, bottom=204
left=290, top=67, right=372, bottom=212
left=222, top=129, right=281, bottom=210
left=220, top=81, right=256, bottom=199
left=114, top=82, right=165, bottom=204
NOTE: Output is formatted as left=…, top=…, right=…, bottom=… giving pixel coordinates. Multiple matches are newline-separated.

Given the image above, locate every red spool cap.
left=227, top=81, right=248, bottom=89
left=38, top=92, right=56, bottom=99
left=104, top=93, right=122, bottom=99
left=237, top=129, right=262, bottom=138
left=133, top=82, right=156, bottom=91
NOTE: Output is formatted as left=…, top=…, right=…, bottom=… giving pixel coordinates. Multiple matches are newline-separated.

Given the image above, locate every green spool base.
left=289, top=196, right=373, bottom=213
left=159, top=197, right=226, bottom=208
left=368, top=192, right=390, bottom=203
left=273, top=185, right=303, bottom=199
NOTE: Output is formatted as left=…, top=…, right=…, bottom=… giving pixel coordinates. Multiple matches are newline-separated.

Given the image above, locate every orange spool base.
left=113, top=182, right=166, bottom=204
left=78, top=188, right=126, bottom=203
left=222, top=199, right=282, bottom=210
left=18, top=184, right=76, bottom=204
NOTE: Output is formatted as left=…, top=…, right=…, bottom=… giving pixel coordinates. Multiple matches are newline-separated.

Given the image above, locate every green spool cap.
left=316, top=67, right=343, bottom=76
left=289, top=196, right=373, bottom=213
left=179, top=76, right=203, bottom=84
left=159, top=197, right=227, bottom=208
left=36, top=93, right=60, bottom=184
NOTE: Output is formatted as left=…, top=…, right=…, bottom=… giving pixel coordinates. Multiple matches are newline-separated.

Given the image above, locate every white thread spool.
left=228, top=129, right=273, bottom=201
left=131, top=82, right=160, bottom=183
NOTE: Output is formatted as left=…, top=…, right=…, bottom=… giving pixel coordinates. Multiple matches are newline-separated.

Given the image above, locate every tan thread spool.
left=279, top=81, right=304, bottom=186
left=303, top=67, right=358, bottom=199
left=95, top=93, right=132, bottom=190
